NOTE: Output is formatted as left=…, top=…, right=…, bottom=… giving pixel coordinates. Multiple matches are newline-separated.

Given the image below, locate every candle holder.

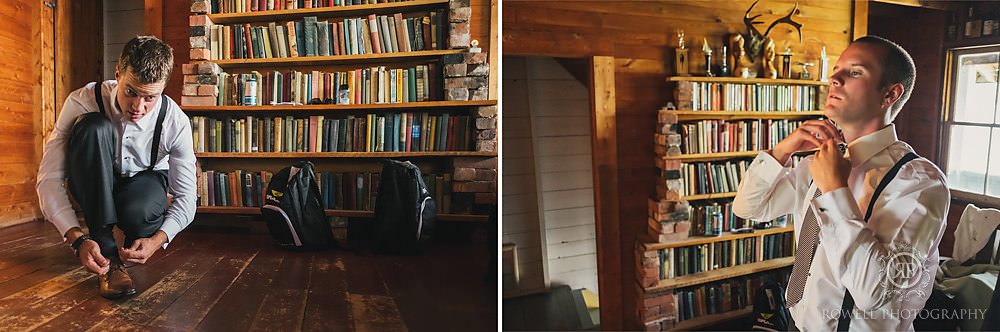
left=702, top=38, right=714, bottom=77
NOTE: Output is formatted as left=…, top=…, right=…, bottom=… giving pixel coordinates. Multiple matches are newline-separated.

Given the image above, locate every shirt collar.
left=109, top=83, right=161, bottom=131
left=845, top=123, right=898, bottom=167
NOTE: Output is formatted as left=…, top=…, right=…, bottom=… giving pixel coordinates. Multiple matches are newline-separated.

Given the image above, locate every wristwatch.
left=71, top=234, right=92, bottom=257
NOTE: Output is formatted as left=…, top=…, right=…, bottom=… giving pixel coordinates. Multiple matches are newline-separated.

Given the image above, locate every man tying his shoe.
left=36, top=36, right=197, bottom=299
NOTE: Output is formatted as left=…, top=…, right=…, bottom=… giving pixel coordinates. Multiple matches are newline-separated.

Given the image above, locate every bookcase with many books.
left=182, top=0, right=498, bottom=224
left=636, top=76, right=828, bottom=331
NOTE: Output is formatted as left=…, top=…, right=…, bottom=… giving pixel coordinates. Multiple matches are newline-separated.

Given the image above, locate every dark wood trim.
left=144, top=0, right=163, bottom=39
left=590, top=55, right=622, bottom=331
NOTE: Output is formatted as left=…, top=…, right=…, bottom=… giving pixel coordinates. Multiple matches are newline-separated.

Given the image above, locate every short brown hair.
left=118, top=36, right=174, bottom=84
left=853, top=36, right=916, bottom=119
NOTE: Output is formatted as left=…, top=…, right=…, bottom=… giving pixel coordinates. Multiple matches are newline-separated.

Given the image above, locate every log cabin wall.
left=503, top=1, right=855, bottom=329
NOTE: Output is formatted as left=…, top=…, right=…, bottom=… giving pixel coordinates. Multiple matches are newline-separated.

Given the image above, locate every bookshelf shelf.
left=667, top=76, right=829, bottom=86
left=643, top=226, right=793, bottom=251
left=676, top=192, right=738, bottom=201
left=197, top=206, right=489, bottom=222
left=663, top=151, right=759, bottom=161
left=664, top=110, right=825, bottom=120
left=204, top=49, right=465, bottom=68
left=207, top=0, right=450, bottom=25
left=670, top=307, right=753, bottom=331
left=195, top=151, right=497, bottom=158
left=644, top=256, right=795, bottom=292
left=183, top=100, right=497, bottom=112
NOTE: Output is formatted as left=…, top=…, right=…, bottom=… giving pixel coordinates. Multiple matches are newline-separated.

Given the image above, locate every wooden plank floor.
left=0, top=221, right=496, bottom=331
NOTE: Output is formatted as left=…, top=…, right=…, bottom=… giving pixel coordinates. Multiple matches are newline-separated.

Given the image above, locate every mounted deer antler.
left=742, top=0, right=803, bottom=62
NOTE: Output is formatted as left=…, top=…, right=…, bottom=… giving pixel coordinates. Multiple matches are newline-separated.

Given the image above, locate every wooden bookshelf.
left=676, top=192, right=737, bottom=201
left=663, top=110, right=825, bottom=121
left=670, top=307, right=753, bottom=331
left=197, top=206, right=489, bottom=222
left=183, top=100, right=497, bottom=112
left=204, top=49, right=465, bottom=68
left=667, top=76, right=829, bottom=86
left=663, top=151, right=759, bottom=162
left=643, top=226, right=793, bottom=251
left=207, top=0, right=449, bottom=24
left=644, top=256, right=795, bottom=292
left=195, top=151, right=497, bottom=158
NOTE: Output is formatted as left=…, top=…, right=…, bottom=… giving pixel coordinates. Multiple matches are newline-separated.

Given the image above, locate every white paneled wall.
left=502, top=56, right=547, bottom=296
left=103, top=0, right=145, bottom=79
left=525, top=57, right=597, bottom=294
left=502, top=56, right=599, bottom=297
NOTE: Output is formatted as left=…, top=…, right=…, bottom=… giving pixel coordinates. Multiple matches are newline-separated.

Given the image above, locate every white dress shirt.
left=733, top=124, right=950, bottom=331
left=36, top=80, right=197, bottom=247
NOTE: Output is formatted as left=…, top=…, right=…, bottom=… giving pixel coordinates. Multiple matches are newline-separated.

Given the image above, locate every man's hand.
left=78, top=239, right=110, bottom=274
left=119, top=230, right=168, bottom=265
left=809, top=139, right=852, bottom=193
left=771, top=119, right=845, bottom=164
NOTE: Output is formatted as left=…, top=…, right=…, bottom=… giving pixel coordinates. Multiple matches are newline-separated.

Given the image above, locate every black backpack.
left=370, top=159, right=436, bottom=253
left=261, top=161, right=336, bottom=251
left=751, top=276, right=791, bottom=331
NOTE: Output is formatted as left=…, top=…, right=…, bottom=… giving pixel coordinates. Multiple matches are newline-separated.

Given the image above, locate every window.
left=945, top=47, right=1000, bottom=200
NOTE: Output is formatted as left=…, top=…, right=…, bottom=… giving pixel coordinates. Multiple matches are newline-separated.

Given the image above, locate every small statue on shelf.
left=675, top=30, right=690, bottom=76
left=729, top=34, right=745, bottom=78
left=761, top=38, right=777, bottom=79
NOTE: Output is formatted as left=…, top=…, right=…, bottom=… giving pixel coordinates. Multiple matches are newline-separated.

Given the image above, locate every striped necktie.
left=785, top=185, right=823, bottom=306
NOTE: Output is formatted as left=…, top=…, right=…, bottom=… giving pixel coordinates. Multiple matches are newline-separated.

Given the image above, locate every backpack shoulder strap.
left=94, top=82, right=106, bottom=115
left=837, top=151, right=920, bottom=331
left=148, top=96, right=168, bottom=171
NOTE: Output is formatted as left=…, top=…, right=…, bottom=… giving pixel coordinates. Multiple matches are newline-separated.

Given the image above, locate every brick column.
left=443, top=52, right=489, bottom=101
left=182, top=1, right=220, bottom=107
left=450, top=157, right=497, bottom=211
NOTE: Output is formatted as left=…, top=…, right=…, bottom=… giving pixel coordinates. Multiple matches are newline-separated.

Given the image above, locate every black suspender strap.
left=837, top=151, right=919, bottom=331
left=148, top=96, right=168, bottom=171
left=94, top=83, right=106, bottom=115
left=96, top=81, right=168, bottom=172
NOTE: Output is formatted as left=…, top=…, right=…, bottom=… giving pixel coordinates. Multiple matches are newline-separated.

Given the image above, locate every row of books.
left=197, top=169, right=455, bottom=213
left=687, top=201, right=749, bottom=236
left=216, top=65, right=435, bottom=106
left=677, top=119, right=804, bottom=155
left=678, top=160, right=750, bottom=197
left=682, top=82, right=820, bottom=112
left=189, top=113, right=472, bottom=153
left=674, top=271, right=790, bottom=322
left=208, top=12, right=446, bottom=61
left=658, top=232, right=793, bottom=280
left=210, top=0, right=415, bottom=14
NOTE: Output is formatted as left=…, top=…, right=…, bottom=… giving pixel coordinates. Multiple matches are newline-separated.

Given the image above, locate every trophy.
left=819, top=46, right=829, bottom=82
left=780, top=47, right=793, bottom=79
left=675, top=30, right=690, bottom=76
left=701, top=38, right=714, bottom=77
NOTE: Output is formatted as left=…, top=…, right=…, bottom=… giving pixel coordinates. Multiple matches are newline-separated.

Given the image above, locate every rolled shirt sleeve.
left=732, top=150, right=801, bottom=222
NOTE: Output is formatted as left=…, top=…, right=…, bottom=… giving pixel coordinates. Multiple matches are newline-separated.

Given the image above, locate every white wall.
left=103, top=0, right=145, bottom=79
left=502, top=56, right=548, bottom=296
left=526, top=57, right=598, bottom=294
left=501, top=56, right=598, bottom=296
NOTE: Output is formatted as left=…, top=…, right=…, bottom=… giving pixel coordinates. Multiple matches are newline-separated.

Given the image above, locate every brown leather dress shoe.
left=99, top=264, right=136, bottom=299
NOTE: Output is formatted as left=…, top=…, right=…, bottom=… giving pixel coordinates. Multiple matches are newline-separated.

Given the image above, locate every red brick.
left=674, top=221, right=692, bottom=234
left=656, top=232, right=687, bottom=243
left=190, top=48, right=211, bottom=60
left=641, top=256, right=659, bottom=268
left=182, top=84, right=199, bottom=96
left=453, top=157, right=497, bottom=169
left=182, top=96, right=216, bottom=107
left=182, top=63, right=197, bottom=75
left=474, top=193, right=496, bottom=205
left=453, top=167, right=476, bottom=181
left=191, top=0, right=211, bottom=14
left=183, top=74, right=198, bottom=83
left=465, top=52, right=488, bottom=64
left=657, top=111, right=678, bottom=125
left=476, top=139, right=497, bottom=152
left=197, top=84, right=218, bottom=96
left=189, top=15, right=212, bottom=27
left=642, top=292, right=673, bottom=308
left=474, top=169, right=496, bottom=181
